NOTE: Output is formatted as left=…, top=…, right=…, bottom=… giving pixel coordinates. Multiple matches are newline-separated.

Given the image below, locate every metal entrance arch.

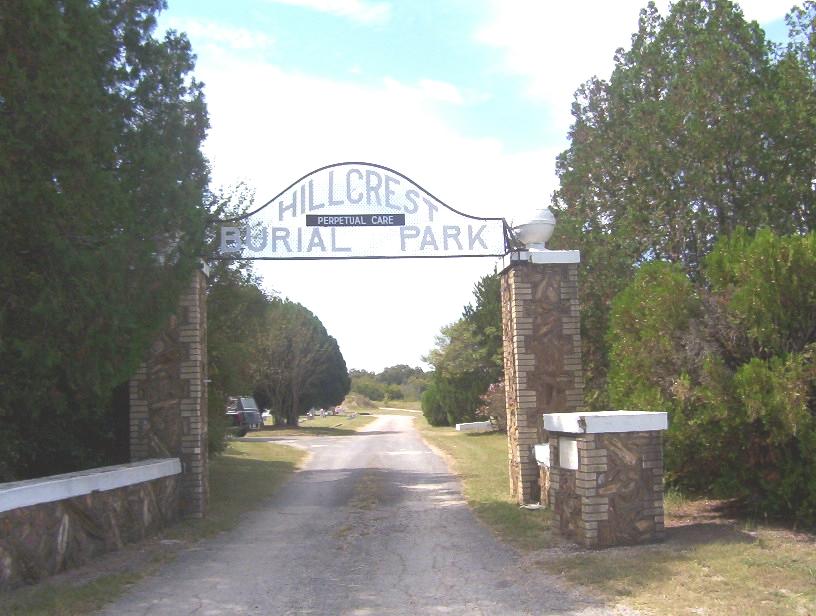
left=212, top=162, right=513, bottom=262
left=129, top=162, right=584, bottom=518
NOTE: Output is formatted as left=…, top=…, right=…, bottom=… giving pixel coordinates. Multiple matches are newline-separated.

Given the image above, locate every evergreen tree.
left=0, top=0, right=209, bottom=479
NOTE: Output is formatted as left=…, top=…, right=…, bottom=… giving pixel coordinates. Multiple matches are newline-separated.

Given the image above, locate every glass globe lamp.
left=514, top=207, right=556, bottom=251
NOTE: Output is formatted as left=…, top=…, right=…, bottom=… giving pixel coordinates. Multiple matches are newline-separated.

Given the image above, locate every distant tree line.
left=552, top=0, right=816, bottom=522
left=349, top=365, right=429, bottom=402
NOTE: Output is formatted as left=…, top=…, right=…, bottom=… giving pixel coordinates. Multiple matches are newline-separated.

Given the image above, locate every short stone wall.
left=0, top=459, right=180, bottom=590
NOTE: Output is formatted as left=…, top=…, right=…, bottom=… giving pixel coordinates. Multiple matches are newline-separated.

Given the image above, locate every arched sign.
left=216, top=162, right=511, bottom=260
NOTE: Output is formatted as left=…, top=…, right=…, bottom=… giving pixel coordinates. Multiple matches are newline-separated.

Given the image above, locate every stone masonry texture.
left=129, top=267, right=209, bottom=518
left=0, top=474, right=179, bottom=591
left=549, top=431, right=665, bottom=547
left=501, top=261, right=584, bottom=505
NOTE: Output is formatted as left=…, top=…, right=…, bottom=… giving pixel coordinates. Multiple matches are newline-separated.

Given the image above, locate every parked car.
left=225, top=396, right=262, bottom=437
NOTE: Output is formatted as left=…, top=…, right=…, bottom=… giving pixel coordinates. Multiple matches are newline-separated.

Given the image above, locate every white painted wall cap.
left=501, top=250, right=581, bottom=272
left=529, top=250, right=581, bottom=264
left=542, top=410, right=668, bottom=434
left=0, top=458, right=181, bottom=513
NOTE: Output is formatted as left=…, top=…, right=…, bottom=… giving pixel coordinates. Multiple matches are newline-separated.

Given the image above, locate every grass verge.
left=416, top=416, right=557, bottom=550
left=416, top=417, right=816, bottom=615
left=371, top=406, right=421, bottom=416
left=540, top=529, right=816, bottom=616
left=375, top=399, right=421, bottom=411
left=539, top=515, right=816, bottom=615
left=0, top=441, right=306, bottom=616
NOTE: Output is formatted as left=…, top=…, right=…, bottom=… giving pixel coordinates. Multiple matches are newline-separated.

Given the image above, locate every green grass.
left=0, top=441, right=306, bottom=615
left=370, top=406, right=421, bottom=416
left=416, top=416, right=558, bottom=550
left=253, top=413, right=376, bottom=437
left=0, top=571, right=147, bottom=616
left=376, top=399, right=421, bottom=410
left=164, top=441, right=306, bottom=540
left=541, top=531, right=816, bottom=615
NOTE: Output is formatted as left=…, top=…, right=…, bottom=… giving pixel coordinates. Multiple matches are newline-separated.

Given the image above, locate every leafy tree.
left=0, top=0, right=209, bottom=480
left=552, top=0, right=816, bottom=407
left=378, top=364, right=425, bottom=386
left=462, top=273, right=503, bottom=382
left=349, top=369, right=376, bottom=380
left=351, top=377, right=386, bottom=401
left=254, top=301, right=349, bottom=426
left=423, top=273, right=503, bottom=425
left=349, top=365, right=428, bottom=401
left=206, top=263, right=269, bottom=454
left=420, top=381, right=447, bottom=426
left=202, top=184, right=270, bottom=454
left=706, top=228, right=816, bottom=357
left=400, top=372, right=430, bottom=400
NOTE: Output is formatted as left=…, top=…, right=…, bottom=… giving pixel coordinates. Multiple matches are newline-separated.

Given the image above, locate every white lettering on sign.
left=216, top=163, right=507, bottom=259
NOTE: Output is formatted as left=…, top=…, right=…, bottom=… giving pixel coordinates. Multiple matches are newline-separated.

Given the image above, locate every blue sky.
left=159, top=0, right=795, bottom=372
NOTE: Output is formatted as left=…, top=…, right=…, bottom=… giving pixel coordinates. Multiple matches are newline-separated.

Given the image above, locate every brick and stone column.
left=129, top=262, right=209, bottom=518
left=501, top=250, right=584, bottom=505
left=544, top=411, right=668, bottom=547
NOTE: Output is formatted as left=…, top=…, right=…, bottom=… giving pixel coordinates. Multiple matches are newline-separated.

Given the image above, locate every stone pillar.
left=129, top=263, right=209, bottom=518
left=501, top=250, right=584, bottom=505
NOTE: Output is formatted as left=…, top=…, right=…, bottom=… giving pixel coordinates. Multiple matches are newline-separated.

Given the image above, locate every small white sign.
left=559, top=436, right=578, bottom=470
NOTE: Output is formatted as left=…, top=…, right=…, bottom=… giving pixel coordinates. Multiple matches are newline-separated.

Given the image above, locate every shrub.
left=383, top=384, right=404, bottom=401
left=352, top=377, right=385, bottom=401
left=608, top=230, right=816, bottom=523
left=421, top=382, right=448, bottom=426
left=475, top=382, right=507, bottom=431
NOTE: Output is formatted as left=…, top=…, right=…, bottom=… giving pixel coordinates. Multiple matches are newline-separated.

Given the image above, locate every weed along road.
left=99, top=415, right=615, bottom=615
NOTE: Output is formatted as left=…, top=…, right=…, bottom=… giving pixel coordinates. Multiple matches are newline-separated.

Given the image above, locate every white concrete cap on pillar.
left=543, top=410, right=668, bottom=434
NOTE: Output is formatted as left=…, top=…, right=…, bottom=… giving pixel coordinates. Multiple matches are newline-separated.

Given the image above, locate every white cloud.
left=476, top=2, right=654, bottom=107
left=476, top=0, right=792, bottom=127
left=167, top=18, right=275, bottom=51
left=736, top=0, right=791, bottom=24
left=201, top=64, right=555, bottom=226
left=417, top=79, right=465, bottom=105
left=265, top=0, right=390, bottom=24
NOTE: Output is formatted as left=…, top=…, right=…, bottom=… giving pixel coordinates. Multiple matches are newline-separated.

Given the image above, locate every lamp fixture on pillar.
left=514, top=206, right=556, bottom=251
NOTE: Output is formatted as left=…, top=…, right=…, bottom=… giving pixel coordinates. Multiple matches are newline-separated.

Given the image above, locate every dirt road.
left=98, top=415, right=620, bottom=615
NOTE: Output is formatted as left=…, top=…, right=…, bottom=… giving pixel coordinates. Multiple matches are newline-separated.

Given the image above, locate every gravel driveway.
left=98, top=415, right=624, bottom=615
